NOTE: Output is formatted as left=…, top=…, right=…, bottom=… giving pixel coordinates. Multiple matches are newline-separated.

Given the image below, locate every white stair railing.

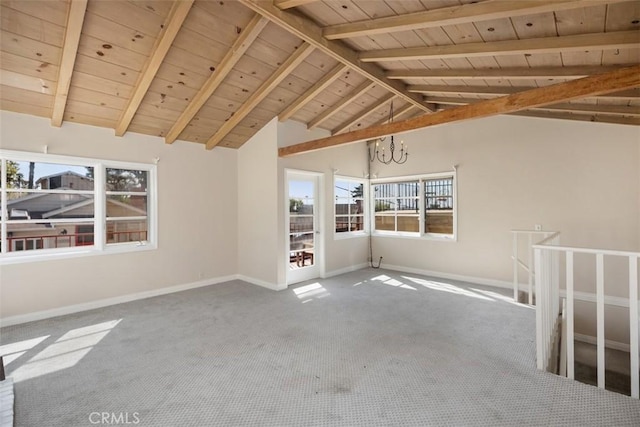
left=533, top=237, right=640, bottom=399
left=532, top=232, right=562, bottom=372
left=511, top=230, right=557, bottom=304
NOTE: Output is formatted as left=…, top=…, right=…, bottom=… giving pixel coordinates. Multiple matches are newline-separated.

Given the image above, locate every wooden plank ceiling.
left=1, top=0, right=638, bottom=150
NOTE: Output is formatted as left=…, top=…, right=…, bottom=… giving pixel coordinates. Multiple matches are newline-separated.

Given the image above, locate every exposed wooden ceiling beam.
left=51, top=0, right=88, bottom=127
left=530, top=103, right=640, bottom=117
left=205, top=42, right=314, bottom=150
left=332, top=93, right=396, bottom=135
left=115, top=0, right=194, bottom=137
left=387, top=65, right=626, bottom=81
left=360, top=30, right=640, bottom=62
left=165, top=15, right=268, bottom=144
left=510, top=111, right=640, bottom=126
left=432, top=96, right=640, bottom=117
left=411, top=85, right=640, bottom=99
left=278, top=65, right=640, bottom=157
left=238, top=0, right=434, bottom=113
left=275, top=0, right=317, bottom=9
left=279, top=63, right=347, bottom=122
left=307, top=80, right=376, bottom=129
left=323, top=0, right=623, bottom=40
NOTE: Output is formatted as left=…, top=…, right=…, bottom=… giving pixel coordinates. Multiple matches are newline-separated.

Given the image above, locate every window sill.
left=334, top=231, right=369, bottom=240
left=0, top=243, right=157, bottom=266
left=372, top=232, right=456, bottom=242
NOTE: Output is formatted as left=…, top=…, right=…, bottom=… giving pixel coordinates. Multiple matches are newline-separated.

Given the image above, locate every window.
left=334, top=177, right=366, bottom=236
left=105, top=168, right=149, bottom=244
left=425, top=177, right=454, bottom=235
left=1, top=150, right=157, bottom=263
left=372, top=172, right=456, bottom=239
left=373, top=181, right=419, bottom=234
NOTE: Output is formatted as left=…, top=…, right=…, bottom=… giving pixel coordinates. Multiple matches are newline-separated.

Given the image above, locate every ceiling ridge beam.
left=431, top=96, right=640, bottom=117
left=387, top=65, right=627, bottom=80
left=307, top=80, right=375, bottom=129
left=360, top=30, right=640, bottom=62
left=51, top=0, right=88, bottom=127
left=278, top=65, right=640, bottom=157
left=205, top=42, right=315, bottom=150
left=238, top=0, right=434, bottom=113
left=324, top=0, right=625, bottom=40
left=332, top=93, right=396, bottom=135
left=279, top=63, right=347, bottom=122
left=165, top=15, right=268, bottom=144
left=115, top=0, right=194, bottom=137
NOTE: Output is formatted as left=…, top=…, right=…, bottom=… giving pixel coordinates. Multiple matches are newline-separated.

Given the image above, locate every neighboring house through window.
left=1, top=150, right=157, bottom=263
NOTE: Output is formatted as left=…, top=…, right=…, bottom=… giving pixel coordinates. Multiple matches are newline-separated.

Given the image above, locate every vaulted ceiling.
left=1, top=0, right=639, bottom=151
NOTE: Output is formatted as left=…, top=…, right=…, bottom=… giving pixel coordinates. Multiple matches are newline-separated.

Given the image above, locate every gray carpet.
left=1, top=268, right=639, bottom=426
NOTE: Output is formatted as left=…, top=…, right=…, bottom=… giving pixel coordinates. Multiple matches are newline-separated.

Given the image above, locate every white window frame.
left=371, top=171, right=457, bottom=241
left=333, top=175, right=369, bottom=239
left=0, top=149, right=158, bottom=265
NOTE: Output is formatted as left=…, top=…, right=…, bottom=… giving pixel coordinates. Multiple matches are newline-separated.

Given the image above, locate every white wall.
left=237, top=118, right=280, bottom=288
left=0, top=111, right=238, bottom=320
left=371, top=114, right=639, bottom=279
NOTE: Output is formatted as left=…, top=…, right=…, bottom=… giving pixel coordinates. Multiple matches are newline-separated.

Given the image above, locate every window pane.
left=397, top=198, right=418, bottom=212
left=349, top=201, right=364, bottom=215
left=374, top=183, right=397, bottom=198
left=7, top=192, right=94, bottom=219
left=425, top=177, right=454, bottom=235
left=350, top=215, right=364, bottom=231
left=106, top=168, right=147, bottom=192
left=425, top=178, right=453, bottom=210
left=106, top=195, right=147, bottom=217
left=7, top=221, right=94, bottom=252
left=375, top=200, right=395, bottom=212
left=426, top=211, right=454, bottom=234
left=290, top=232, right=314, bottom=251
left=334, top=180, right=351, bottom=198
left=290, top=215, right=313, bottom=233
left=106, top=219, right=148, bottom=244
left=336, top=216, right=350, bottom=233
left=5, top=161, right=93, bottom=190
left=375, top=214, right=395, bottom=231
left=398, top=214, right=419, bottom=232
left=290, top=198, right=313, bottom=215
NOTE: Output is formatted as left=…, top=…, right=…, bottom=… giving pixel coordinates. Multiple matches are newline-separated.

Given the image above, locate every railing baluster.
left=535, top=247, right=544, bottom=370
left=596, top=253, right=605, bottom=389
left=630, top=255, right=639, bottom=399
left=528, top=233, right=534, bottom=305
left=513, top=233, right=519, bottom=302
left=566, top=251, right=575, bottom=380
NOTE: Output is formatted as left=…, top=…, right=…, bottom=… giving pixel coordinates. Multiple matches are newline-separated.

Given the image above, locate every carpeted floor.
left=1, top=268, right=639, bottom=426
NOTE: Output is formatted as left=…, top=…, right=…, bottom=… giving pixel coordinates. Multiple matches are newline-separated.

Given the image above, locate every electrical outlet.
left=534, top=224, right=542, bottom=231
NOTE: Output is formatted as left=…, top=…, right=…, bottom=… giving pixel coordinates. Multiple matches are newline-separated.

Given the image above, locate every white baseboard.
left=574, top=333, right=630, bottom=352
left=322, top=263, right=369, bottom=279
left=0, top=275, right=237, bottom=327
left=236, top=275, right=285, bottom=291
left=560, top=290, right=629, bottom=308
left=381, top=263, right=513, bottom=290
left=378, top=264, right=631, bottom=309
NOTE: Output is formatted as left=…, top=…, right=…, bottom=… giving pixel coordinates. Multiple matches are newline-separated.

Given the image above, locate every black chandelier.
left=368, top=102, right=408, bottom=165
